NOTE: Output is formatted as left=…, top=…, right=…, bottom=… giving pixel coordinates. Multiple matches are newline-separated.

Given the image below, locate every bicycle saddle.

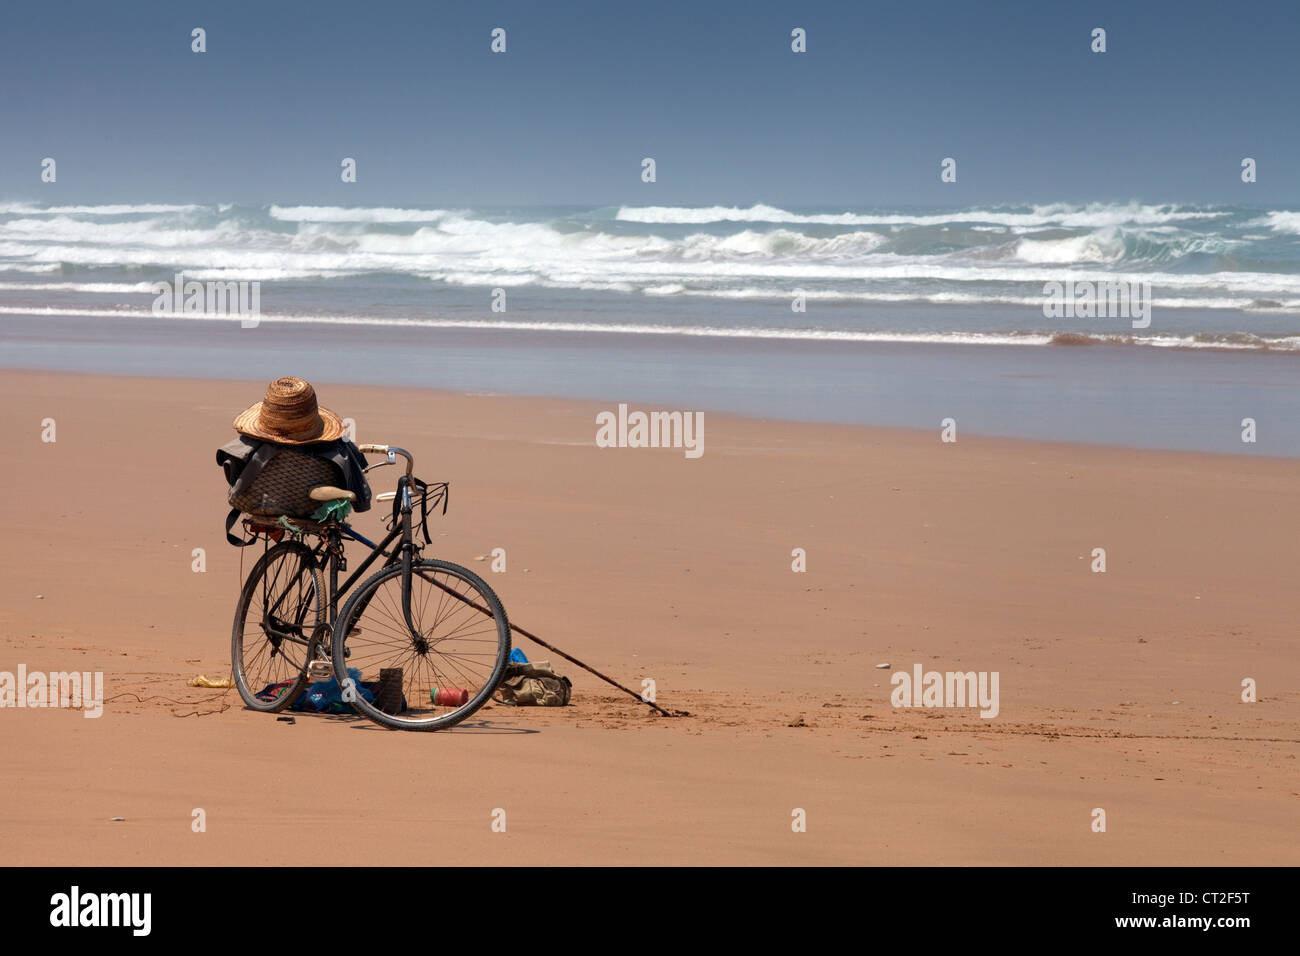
left=308, top=485, right=357, bottom=503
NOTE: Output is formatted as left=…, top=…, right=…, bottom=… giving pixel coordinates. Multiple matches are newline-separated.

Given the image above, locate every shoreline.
left=6, top=306, right=1300, bottom=457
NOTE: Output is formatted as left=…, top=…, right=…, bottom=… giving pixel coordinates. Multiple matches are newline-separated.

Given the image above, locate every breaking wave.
left=2, top=200, right=1299, bottom=322
left=615, top=201, right=1233, bottom=228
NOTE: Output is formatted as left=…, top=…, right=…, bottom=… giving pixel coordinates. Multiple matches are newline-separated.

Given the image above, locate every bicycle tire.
left=231, top=540, right=324, bottom=713
left=331, top=558, right=510, bottom=731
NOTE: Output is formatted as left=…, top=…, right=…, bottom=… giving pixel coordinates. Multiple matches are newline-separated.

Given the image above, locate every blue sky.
left=1, top=0, right=1297, bottom=207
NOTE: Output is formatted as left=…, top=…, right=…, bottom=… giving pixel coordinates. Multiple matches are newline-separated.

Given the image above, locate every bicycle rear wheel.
left=332, top=558, right=510, bottom=731
left=231, top=540, right=324, bottom=712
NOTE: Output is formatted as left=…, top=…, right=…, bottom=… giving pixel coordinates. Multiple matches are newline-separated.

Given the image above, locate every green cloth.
left=311, top=498, right=353, bottom=522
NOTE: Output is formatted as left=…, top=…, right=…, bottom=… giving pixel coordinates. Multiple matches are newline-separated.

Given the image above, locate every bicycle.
left=229, top=443, right=511, bottom=731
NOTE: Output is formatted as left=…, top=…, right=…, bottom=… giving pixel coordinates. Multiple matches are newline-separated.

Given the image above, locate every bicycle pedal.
left=307, top=661, right=335, bottom=681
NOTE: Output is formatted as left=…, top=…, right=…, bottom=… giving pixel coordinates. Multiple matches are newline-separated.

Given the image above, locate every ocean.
left=2, top=200, right=1300, bottom=454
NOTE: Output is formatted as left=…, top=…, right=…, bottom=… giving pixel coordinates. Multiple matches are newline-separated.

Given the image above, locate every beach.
left=1, top=368, right=1295, bottom=865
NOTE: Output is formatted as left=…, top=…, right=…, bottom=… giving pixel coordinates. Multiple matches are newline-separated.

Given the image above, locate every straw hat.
left=233, top=377, right=344, bottom=445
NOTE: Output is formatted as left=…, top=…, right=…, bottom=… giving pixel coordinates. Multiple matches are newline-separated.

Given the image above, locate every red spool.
left=431, top=687, right=469, bottom=707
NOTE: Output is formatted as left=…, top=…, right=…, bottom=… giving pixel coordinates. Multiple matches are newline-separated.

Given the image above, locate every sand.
left=0, top=369, right=1295, bottom=865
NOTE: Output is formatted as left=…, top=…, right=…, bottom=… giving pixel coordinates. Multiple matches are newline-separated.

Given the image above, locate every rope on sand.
left=104, top=691, right=233, bottom=718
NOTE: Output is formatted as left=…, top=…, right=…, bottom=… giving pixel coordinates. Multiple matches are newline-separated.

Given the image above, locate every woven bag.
left=229, top=449, right=342, bottom=519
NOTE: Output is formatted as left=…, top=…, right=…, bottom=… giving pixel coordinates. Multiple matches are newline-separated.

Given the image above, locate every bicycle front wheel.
left=332, top=558, right=510, bottom=731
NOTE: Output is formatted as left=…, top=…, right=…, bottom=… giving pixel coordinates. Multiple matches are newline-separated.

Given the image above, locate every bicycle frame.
left=315, top=446, right=424, bottom=639
left=319, top=521, right=404, bottom=625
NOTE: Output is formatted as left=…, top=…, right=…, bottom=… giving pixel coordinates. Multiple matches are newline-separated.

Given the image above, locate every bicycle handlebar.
left=359, top=443, right=414, bottom=478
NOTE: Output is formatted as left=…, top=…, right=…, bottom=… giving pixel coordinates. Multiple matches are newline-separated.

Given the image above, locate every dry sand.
left=0, top=369, right=1296, bottom=865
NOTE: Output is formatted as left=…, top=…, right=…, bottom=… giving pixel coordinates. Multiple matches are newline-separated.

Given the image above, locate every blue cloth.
left=510, top=648, right=529, bottom=664
left=291, top=667, right=375, bottom=713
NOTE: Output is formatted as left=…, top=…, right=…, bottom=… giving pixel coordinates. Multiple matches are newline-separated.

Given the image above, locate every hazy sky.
left=1, top=0, right=1297, bottom=207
